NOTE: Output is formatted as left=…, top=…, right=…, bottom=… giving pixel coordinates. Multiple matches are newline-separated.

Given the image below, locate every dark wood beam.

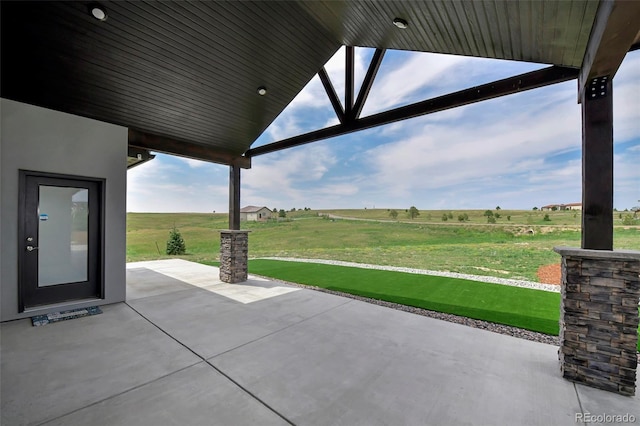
left=345, top=46, right=355, bottom=118
left=246, top=66, right=578, bottom=157
left=351, top=48, right=386, bottom=120
left=127, top=146, right=155, bottom=170
left=581, top=77, right=613, bottom=250
left=318, top=67, right=345, bottom=124
left=578, top=0, right=640, bottom=100
left=128, top=129, right=251, bottom=169
left=229, top=165, right=241, bottom=230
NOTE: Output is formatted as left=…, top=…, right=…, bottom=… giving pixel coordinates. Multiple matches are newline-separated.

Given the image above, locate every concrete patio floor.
left=1, top=259, right=638, bottom=425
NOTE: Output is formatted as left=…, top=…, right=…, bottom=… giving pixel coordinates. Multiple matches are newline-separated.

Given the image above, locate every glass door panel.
left=37, top=186, right=89, bottom=286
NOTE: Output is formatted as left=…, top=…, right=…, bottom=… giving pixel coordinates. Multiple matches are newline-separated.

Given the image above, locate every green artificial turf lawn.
left=249, top=259, right=562, bottom=335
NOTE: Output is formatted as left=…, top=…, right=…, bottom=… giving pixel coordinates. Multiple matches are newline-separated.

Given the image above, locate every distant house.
left=540, top=203, right=582, bottom=211
left=240, top=206, right=272, bottom=221
left=563, top=203, right=582, bottom=211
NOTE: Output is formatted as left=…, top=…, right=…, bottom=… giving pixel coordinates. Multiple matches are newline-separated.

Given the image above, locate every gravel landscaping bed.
left=260, top=257, right=560, bottom=292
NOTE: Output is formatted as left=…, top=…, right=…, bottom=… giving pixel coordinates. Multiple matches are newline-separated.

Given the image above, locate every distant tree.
left=487, top=216, right=496, bottom=224
left=447, top=212, right=453, bottom=219
left=389, top=209, right=398, bottom=220
left=166, top=227, right=186, bottom=255
left=463, top=213, right=469, bottom=221
left=457, top=214, right=466, bottom=222
left=483, top=210, right=494, bottom=217
left=442, top=214, right=448, bottom=221
left=507, top=215, right=511, bottom=221
left=408, top=206, right=420, bottom=219
left=496, top=206, right=501, bottom=210
left=279, top=209, right=287, bottom=218
left=622, top=214, right=637, bottom=225
left=532, top=207, right=538, bottom=211
left=291, top=207, right=296, bottom=212
left=543, top=214, right=551, bottom=221
left=494, top=213, right=501, bottom=219
left=272, top=207, right=278, bottom=213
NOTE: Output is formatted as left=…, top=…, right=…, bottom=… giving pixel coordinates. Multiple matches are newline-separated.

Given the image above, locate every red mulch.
left=537, top=263, right=561, bottom=285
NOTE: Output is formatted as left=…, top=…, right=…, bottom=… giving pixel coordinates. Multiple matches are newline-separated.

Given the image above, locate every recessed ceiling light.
left=89, top=3, right=108, bottom=21
left=257, top=87, right=267, bottom=96
left=393, top=17, right=408, bottom=29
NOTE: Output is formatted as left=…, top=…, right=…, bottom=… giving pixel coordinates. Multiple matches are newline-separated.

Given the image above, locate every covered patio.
left=1, top=0, right=639, bottom=405
left=2, top=259, right=637, bottom=425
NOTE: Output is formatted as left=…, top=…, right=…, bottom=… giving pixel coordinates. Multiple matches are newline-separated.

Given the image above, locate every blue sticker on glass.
left=39, top=214, right=49, bottom=221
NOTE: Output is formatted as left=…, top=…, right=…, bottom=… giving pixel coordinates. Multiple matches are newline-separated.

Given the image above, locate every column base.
left=554, top=247, right=640, bottom=396
left=219, top=230, right=249, bottom=283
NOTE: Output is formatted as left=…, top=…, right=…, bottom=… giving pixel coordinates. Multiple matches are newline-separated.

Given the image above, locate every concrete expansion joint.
left=123, top=301, right=295, bottom=425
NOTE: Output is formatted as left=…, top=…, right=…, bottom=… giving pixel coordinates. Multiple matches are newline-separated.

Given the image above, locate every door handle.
left=26, top=245, right=39, bottom=252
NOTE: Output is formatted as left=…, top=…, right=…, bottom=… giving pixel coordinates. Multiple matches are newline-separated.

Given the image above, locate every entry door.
left=19, top=171, right=104, bottom=311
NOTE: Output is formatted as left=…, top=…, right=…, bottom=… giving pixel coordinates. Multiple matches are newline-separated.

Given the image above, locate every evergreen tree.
left=166, top=227, right=186, bottom=255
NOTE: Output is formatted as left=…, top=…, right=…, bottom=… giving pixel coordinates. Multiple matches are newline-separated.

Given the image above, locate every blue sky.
left=127, top=49, right=639, bottom=213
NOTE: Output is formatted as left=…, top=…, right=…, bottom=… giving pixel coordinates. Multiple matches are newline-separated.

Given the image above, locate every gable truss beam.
left=351, top=48, right=386, bottom=121
left=245, top=66, right=578, bottom=158
left=345, top=46, right=355, bottom=118
left=129, top=129, right=251, bottom=168
left=318, top=67, right=346, bottom=124
left=317, top=47, right=387, bottom=125
left=578, top=0, right=640, bottom=101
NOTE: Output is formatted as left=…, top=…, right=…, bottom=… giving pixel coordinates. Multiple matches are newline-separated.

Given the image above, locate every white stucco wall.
left=1, top=99, right=128, bottom=321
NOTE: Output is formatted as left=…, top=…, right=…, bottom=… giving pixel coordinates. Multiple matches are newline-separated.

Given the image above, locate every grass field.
left=127, top=209, right=640, bottom=282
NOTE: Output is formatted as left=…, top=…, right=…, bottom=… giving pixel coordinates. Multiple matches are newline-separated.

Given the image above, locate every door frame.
left=18, top=170, right=106, bottom=312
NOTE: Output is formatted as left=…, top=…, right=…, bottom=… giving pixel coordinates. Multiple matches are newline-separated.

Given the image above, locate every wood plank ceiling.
left=0, top=1, right=608, bottom=164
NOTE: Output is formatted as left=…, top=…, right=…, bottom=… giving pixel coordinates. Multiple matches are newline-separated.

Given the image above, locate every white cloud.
left=612, top=54, right=640, bottom=143
left=178, top=157, right=207, bottom=168
left=360, top=52, right=546, bottom=118
left=362, top=52, right=468, bottom=115
left=242, top=144, right=340, bottom=207
left=127, top=155, right=229, bottom=212
left=263, top=112, right=305, bottom=142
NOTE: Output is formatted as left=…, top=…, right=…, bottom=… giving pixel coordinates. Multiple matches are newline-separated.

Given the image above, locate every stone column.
left=554, top=247, right=640, bottom=396
left=219, top=230, right=249, bottom=283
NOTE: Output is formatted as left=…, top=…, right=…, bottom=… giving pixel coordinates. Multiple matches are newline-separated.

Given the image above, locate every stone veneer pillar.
left=554, top=247, right=640, bottom=396
left=219, top=230, right=249, bottom=283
